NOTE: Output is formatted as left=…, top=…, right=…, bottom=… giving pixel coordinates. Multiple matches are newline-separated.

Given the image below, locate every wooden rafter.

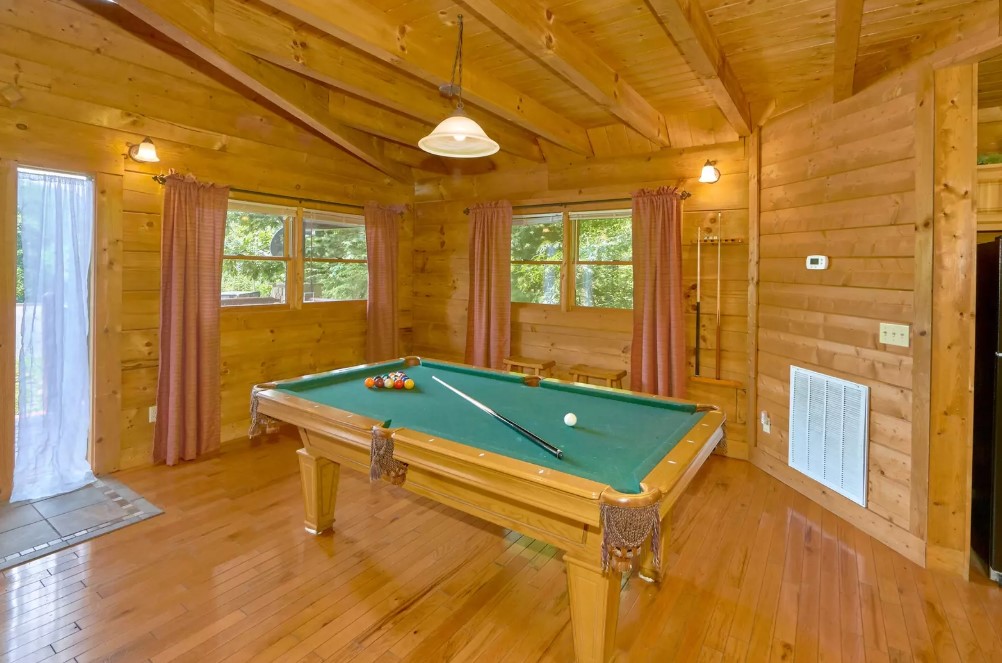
left=111, top=0, right=412, bottom=183
left=255, top=0, right=591, bottom=155
left=215, top=0, right=546, bottom=163
left=460, top=0, right=670, bottom=147
left=644, top=0, right=752, bottom=136
left=833, top=0, right=865, bottom=101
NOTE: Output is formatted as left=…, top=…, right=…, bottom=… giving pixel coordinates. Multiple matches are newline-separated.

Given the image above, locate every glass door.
left=11, top=167, right=96, bottom=501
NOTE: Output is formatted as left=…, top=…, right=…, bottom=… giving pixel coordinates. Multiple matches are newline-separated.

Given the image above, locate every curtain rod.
left=461, top=192, right=691, bottom=215
left=150, top=174, right=365, bottom=211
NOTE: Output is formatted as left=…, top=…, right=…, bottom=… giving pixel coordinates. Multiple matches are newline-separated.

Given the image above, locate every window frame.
left=510, top=212, right=565, bottom=307
left=220, top=195, right=369, bottom=311
left=301, top=208, right=368, bottom=305
left=510, top=205, right=634, bottom=311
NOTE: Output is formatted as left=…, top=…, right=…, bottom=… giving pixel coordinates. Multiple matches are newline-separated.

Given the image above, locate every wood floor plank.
left=0, top=435, right=999, bottom=663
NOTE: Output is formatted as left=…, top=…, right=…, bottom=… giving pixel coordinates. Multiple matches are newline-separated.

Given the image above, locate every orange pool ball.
left=364, top=377, right=375, bottom=388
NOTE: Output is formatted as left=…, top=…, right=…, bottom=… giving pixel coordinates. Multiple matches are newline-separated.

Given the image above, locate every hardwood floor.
left=1, top=435, right=1001, bottom=663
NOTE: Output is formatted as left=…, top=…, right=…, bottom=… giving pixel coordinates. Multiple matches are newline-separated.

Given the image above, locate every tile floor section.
left=0, top=477, right=162, bottom=570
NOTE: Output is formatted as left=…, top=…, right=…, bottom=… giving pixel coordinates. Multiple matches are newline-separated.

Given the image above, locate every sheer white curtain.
left=11, top=169, right=95, bottom=502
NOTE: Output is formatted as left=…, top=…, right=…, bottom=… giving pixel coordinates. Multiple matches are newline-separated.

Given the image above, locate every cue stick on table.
left=431, top=376, right=565, bottom=459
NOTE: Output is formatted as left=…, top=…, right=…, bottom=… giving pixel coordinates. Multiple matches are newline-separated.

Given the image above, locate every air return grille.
left=788, top=366, right=869, bottom=507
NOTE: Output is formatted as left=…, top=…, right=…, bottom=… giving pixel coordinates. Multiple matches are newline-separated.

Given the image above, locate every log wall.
left=752, top=69, right=930, bottom=564
left=0, top=0, right=412, bottom=470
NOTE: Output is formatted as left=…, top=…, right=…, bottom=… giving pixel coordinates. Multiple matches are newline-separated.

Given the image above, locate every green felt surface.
left=276, top=359, right=707, bottom=493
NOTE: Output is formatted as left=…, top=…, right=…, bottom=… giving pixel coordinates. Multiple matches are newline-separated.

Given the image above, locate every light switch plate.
left=148, top=405, right=157, bottom=423
left=879, top=322, right=910, bottom=347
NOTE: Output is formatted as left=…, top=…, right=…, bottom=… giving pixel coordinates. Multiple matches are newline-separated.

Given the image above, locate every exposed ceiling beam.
left=255, top=0, right=591, bottom=155
left=215, top=0, right=547, bottom=162
left=644, top=0, right=752, bottom=136
left=459, top=0, right=670, bottom=147
left=111, top=0, right=412, bottom=183
left=833, top=0, right=865, bottom=101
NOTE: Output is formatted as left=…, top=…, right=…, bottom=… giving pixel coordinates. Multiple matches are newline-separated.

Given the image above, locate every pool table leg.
left=297, top=447, right=339, bottom=535
left=564, top=555, right=622, bottom=663
left=639, top=509, right=672, bottom=583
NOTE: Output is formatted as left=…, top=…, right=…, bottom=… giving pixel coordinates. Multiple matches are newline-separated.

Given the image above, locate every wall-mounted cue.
left=715, top=212, right=723, bottom=380
left=432, top=376, right=564, bottom=459
left=695, top=224, right=702, bottom=376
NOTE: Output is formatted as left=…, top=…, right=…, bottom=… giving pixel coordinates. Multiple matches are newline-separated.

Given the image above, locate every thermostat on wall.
left=806, top=255, right=829, bottom=270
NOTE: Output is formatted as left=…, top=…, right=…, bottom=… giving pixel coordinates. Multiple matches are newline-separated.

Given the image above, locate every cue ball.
left=564, top=413, right=577, bottom=427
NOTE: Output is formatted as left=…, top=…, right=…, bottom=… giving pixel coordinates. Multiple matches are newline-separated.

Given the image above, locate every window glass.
left=571, top=210, right=633, bottom=309
left=303, top=209, right=367, bottom=303
left=511, top=213, right=562, bottom=305
left=221, top=201, right=294, bottom=307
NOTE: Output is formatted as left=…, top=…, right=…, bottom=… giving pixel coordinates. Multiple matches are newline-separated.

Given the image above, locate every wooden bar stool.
left=503, top=355, right=555, bottom=377
left=570, top=364, right=627, bottom=389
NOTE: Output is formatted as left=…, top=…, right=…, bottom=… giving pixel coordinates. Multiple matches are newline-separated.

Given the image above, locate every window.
left=303, top=209, right=367, bottom=302
left=571, top=210, right=633, bottom=309
left=220, top=200, right=368, bottom=308
left=221, top=201, right=294, bottom=307
left=511, top=213, right=563, bottom=304
left=510, top=209, right=633, bottom=309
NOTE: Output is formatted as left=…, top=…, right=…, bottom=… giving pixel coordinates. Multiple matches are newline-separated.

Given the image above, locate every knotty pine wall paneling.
left=1, top=0, right=413, bottom=470
left=412, top=141, right=751, bottom=457
left=753, top=69, right=927, bottom=565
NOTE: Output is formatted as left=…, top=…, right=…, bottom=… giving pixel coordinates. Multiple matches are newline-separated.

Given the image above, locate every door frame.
left=0, top=160, right=123, bottom=502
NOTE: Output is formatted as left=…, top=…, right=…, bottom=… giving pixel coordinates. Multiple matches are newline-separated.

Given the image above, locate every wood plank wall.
left=752, top=70, right=928, bottom=564
left=0, top=0, right=412, bottom=470
left=411, top=141, right=751, bottom=457
left=977, top=164, right=1002, bottom=232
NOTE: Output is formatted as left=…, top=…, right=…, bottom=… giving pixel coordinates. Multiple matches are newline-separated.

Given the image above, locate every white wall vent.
left=789, top=366, right=869, bottom=507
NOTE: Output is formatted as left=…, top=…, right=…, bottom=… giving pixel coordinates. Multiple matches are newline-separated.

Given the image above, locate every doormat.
left=0, top=477, right=162, bottom=571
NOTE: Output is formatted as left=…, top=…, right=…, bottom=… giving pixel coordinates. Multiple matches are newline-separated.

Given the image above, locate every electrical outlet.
left=760, top=410, right=771, bottom=434
left=148, top=405, right=157, bottom=423
left=879, top=322, right=910, bottom=348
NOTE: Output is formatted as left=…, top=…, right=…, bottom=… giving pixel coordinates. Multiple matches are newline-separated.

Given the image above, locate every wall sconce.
left=698, top=159, right=720, bottom=183
left=128, top=137, right=160, bottom=163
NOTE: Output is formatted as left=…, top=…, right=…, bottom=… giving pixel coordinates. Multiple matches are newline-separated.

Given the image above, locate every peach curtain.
left=154, top=175, right=229, bottom=466
left=365, top=202, right=405, bottom=362
left=631, top=187, right=686, bottom=397
left=465, top=201, right=512, bottom=368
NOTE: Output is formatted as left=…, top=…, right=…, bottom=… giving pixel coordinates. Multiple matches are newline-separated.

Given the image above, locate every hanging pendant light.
left=418, top=15, right=499, bottom=158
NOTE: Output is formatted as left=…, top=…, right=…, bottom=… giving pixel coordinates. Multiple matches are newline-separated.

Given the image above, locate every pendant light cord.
left=449, top=15, right=465, bottom=109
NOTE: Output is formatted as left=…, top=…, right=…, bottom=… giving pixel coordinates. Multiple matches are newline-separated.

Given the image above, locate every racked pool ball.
left=365, top=377, right=375, bottom=389
left=373, top=377, right=384, bottom=388
left=404, top=379, right=415, bottom=390
left=394, top=379, right=404, bottom=389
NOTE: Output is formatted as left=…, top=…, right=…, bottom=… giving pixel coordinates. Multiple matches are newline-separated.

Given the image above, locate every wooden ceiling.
left=83, top=0, right=997, bottom=180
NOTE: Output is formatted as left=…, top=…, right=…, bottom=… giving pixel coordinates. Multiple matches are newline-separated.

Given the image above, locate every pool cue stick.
left=695, top=223, right=702, bottom=376
left=431, top=376, right=564, bottom=460
left=715, top=212, right=722, bottom=380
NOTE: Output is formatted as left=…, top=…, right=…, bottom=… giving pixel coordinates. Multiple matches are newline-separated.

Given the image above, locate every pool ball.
left=404, top=379, right=415, bottom=390
left=564, top=412, right=577, bottom=427
left=365, top=377, right=374, bottom=388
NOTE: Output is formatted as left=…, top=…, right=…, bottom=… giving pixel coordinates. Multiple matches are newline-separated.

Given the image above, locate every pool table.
left=251, top=357, right=725, bottom=663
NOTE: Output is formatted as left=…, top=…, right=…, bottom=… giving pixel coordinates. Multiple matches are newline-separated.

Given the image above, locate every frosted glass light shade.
left=418, top=109, right=499, bottom=158
left=129, top=137, right=160, bottom=163
left=698, top=160, right=720, bottom=183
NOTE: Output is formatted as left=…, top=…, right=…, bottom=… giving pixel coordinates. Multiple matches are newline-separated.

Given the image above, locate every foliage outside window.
left=221, top=200, right=294, bottom=307
left=303, top=209, right=367, bottom=302
left=511, top=213, right=563, bottom=304
left=510, top=209, right=633, bottom=309
left=572, top=210, right=633, bottom=309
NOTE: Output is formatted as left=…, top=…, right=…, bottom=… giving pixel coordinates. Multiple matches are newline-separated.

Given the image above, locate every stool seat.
left=503, top=355, right=555, bottom=377
left=569, top=364, right=627, bottom=389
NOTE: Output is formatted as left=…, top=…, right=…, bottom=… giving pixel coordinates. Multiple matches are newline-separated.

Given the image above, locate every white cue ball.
left=563, top=412, right=577, bottom=427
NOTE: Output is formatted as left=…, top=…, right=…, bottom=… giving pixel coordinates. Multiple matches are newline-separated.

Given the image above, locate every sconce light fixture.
left=698, top=159, right=720, bottom=184
left=128, top=137, right=160, bottom=163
